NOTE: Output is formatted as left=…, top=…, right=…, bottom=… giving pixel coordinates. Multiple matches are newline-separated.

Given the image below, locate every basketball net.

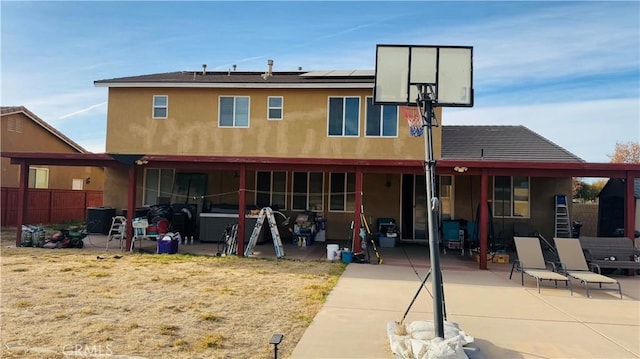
left=401, top=106, right=424, bottom=137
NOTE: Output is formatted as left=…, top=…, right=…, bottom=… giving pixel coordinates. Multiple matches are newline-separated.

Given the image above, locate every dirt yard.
left=0, top=228, right=345, bottom=359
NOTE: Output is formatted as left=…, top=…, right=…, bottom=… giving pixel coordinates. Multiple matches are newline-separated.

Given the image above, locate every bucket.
left=326, top=244, right=339, bottom=260
left=342, top=250, right=353, bottom=263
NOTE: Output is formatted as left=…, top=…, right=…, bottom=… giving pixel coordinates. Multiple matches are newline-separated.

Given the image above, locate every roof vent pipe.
left=202, top=64, right=207, bottom=75
left=262, top=59, right=274, bottom=80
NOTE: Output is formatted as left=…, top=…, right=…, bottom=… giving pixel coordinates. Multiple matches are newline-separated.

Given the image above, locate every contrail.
left=58, top=101, right=107, bottom=120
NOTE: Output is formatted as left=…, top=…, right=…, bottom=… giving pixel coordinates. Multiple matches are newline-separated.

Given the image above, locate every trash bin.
left=572, top=221, right=582, bottom=238
left=86, top=207, right=116, bottom=234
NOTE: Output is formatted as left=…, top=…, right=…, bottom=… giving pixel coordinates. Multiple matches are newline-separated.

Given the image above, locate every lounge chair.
left=509, top=236, right=572, bottom=295
left=553, top=238, right=622, bottom=299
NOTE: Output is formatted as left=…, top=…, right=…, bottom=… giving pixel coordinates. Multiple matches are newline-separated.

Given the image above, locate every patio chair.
left=553, top=238, right=622, bottom=299
left=131, top=218, right=158, bottom=252
left=510, top=236, right=572, bottom=295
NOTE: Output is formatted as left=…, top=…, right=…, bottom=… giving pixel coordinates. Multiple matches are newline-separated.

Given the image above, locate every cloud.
left=58, top=102, right=107, bottom=120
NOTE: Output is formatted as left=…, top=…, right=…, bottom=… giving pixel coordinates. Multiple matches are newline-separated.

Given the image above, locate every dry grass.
left=1, top=227, right=345, bottom=359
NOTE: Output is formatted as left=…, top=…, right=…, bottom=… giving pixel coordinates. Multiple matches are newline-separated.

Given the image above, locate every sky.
left=1, top=1, right=639, bottom=163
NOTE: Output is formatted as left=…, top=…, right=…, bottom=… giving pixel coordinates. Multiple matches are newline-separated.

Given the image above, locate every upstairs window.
left=256, top=171, right=287, bottom=209
left=365, top=97, right=398, bottom=137
left=219, top=96, right=250, bottom=127
left=493, top=176, right=530, bottom=217
left=153, top=95, right=168, bottom=119
left=328, top=97, right=359, bottom=136
left=329, top=172, right=355, bottom=212
left=267, top=96, right=283, bottom=120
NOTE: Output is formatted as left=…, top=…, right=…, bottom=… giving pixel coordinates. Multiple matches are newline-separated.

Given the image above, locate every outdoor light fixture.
left=454, top=166, right=468, bottom=173
left=135, top=159, right=149, bottom=165
left=85, top=177, right=91, bottom=184
left=269, top=334, right=284, bottom=359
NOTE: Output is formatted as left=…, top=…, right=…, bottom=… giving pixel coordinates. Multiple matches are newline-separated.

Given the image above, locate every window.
left=329, top=173, right=355, bottom=212
left=8, top=117, right=23, bottom=133
left=493, top=176, right=529, bottom=217
left=365, top=97, right=398, bottom=137
left=256, top=171, right=287, bottom=209
left=328, top=97, right=359, bottom=136
left=439, top=175, right=453, bottom=220
left=292, top=172, right=324, bottom=211
left=153, top=95, right=168, bottom=119
left=143, top=168, right=175, bottom=205
left=72, top=178, right=84, bottom=190
left=219, top=96, right=250, bottom=127
left=267, top=96, right=283, bottom=120
left=28, top=167, right=49, bottom=188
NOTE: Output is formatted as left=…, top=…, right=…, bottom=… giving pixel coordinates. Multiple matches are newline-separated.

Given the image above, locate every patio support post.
left=624, top=172, right=635, bottom=241
left=353, top=168, right=363, bottom=253
left=15, top=162, right=29, bottom=247
left=479, top=169, right=488, bottom=269
left=125, top=165, right=137, bottom=250
left=237, top=165, right=247, bottom=256
left=625, top=172, right=636, bottom=276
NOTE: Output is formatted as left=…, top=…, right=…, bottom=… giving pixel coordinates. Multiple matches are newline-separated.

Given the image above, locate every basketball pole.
left=417, top=83, right=445, bottom=339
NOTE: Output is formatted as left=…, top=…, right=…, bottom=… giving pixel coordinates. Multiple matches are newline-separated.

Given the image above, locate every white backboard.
left=374, top=45, right=473, bottom=107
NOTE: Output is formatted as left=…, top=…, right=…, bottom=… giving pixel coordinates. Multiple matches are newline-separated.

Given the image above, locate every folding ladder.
left=554, top=194, right=572, bottom=238
left=244, top=207, right=285, bottom=258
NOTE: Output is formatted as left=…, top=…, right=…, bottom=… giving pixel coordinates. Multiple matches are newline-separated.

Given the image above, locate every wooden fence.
left=1, top=187, right=103, bottom=226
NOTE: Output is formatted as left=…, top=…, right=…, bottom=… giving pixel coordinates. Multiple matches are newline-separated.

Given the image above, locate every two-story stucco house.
left=5, top=63, right=637, bottom=268
left=90, top=63, right=638, bottom=262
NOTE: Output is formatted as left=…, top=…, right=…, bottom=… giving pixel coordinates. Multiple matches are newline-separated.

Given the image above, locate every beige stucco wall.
left=1, top=112, right=104, bottom=190
left=104, top=87, right=441, bottom=160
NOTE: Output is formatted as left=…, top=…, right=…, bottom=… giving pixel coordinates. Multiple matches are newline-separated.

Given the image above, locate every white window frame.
left=327, top=96, right=360, bottom=137
left=255, top=171, right=287, bottom=210
left=493, top=176, right=530, bottom=218
left=72, top=178, right=84, bottom=190
left=365, top=97, right=398, bottom=137
left=329, top=172, right=355, bottom=213
left=291, top=172, right=324, bottom=211
left=28, top=167, right=49, bottom=189
left=152, top=95, right=168, bottom=119
left=219, top=96, right=250, bottom=128
left=267, top=96, right=283, bottom=120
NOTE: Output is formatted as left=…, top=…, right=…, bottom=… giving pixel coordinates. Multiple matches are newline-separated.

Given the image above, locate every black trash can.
left=571, top=221, right=582, bottom=238
left=86, top=207, right=116, bottom=234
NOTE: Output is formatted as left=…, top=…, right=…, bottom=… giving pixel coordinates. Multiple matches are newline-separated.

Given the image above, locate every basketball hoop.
left=401, top=106, right=424, bottom=137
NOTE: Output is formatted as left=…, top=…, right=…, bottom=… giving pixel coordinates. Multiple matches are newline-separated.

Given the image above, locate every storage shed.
left=597, top=178, right=640, bottom=237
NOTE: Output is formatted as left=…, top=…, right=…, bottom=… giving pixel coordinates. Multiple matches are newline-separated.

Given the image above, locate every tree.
left=607, top=141, right=640, bottom=163
left=572, top=178, right=606, bottom=202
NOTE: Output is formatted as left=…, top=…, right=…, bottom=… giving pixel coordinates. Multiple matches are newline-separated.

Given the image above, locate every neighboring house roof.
left=94, top=70, right=374, bottom=88
left=441, top=125, right=584, bottom=162
left=1, top=106, right=88, bottom=153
